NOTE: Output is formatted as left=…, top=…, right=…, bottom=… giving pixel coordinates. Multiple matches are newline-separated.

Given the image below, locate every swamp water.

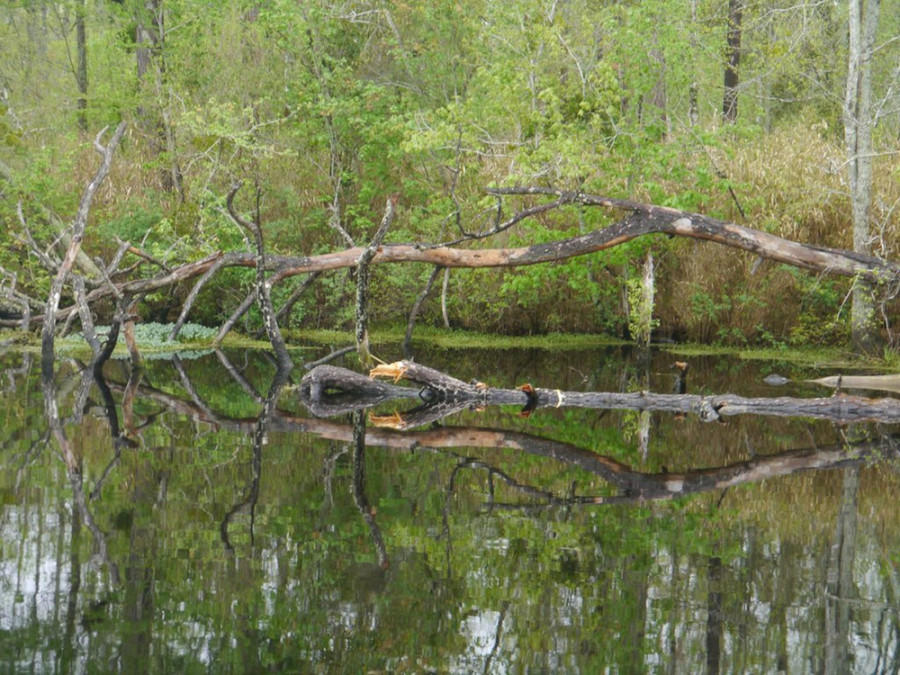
left=1, top=344, right=898, bottom=673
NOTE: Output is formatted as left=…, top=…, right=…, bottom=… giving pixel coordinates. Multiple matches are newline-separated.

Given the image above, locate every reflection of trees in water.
left=3, top=351, right=897, bottom=672
left=825, top=465, right=859, bottom=675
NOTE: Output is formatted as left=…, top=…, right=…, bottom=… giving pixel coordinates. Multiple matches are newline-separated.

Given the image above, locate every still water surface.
left=1, top=344, right=898, bottom=673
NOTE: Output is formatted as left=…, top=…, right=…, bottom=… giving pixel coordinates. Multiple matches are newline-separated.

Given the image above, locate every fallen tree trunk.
left=300, top=360, right=900, bottom=425
left=97, top=370, right=899, bottom=506
left=9, top=187, right=899, bottom=330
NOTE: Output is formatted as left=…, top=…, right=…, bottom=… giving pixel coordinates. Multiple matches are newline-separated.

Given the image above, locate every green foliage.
left=1, top=0, right=898, bottom=346
left=60, top=322, right=218, bottom=359
left=785, top=267, right=851, bottom=346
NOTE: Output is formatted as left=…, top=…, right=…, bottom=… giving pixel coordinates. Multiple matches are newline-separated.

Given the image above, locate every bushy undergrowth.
left=18, top=121, right=898, bottom=346
left=4, top=1, right=898, bottom=348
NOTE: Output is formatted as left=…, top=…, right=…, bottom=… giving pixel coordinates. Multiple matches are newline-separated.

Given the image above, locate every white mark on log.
left=666, top=479, right=684, bottom=493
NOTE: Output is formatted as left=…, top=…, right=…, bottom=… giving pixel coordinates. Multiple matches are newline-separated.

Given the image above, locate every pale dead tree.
left=40, top=122, right=127, bottom=379
left=844, top=0, right=881, bottom=352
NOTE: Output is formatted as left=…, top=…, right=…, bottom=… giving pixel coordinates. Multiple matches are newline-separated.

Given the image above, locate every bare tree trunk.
left=355, top=196, right=397, bottom=366
left=135, top=1, right=160, bottom=128
left=135, top=0, right=181, bottom=195
left=723, top=0, right=743, bottom=123
left=226, top=184, right=292, bottom=369
left=75, top=0, right=87, bottom=132
left=845, top=0, right=882, bottom=352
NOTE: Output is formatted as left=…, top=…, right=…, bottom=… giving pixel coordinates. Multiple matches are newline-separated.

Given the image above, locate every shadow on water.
left=1, top=345, right=899, bottom=673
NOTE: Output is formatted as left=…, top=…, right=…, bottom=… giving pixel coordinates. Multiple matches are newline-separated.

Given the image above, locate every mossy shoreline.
left=3, top=323, right=896, bottom=371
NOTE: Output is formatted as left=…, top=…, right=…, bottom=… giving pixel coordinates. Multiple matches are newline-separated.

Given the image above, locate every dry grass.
left=656, top=122, right=899, bottom=344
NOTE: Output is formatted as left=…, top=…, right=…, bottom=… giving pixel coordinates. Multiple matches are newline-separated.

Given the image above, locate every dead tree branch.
left=40, top=122, right=127, bottom=379
left=12, top=183, right=900, bottom=339
left=225, top=183, right=292, bottom=369
left=355, top=195, right=397, bottom=366
left=403, top=264, right=443, bottom=357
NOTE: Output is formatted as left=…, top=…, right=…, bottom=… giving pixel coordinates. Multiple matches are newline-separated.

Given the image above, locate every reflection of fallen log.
left=102, top=373, right=899, bottom=505
left=300, top=360, right=900, bottom=425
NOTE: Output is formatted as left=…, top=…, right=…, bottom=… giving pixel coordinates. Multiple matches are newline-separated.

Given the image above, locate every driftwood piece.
left=300, top=360, right=900, bottom=426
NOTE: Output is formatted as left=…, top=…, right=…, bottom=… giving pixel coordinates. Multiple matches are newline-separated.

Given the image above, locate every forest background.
left=1, top=0, right=899, bottom=349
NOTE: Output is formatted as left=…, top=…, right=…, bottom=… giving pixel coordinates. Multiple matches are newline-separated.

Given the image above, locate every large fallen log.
left=299, top=360, right=900, bottom=425
left=8, top=188, right=899, bottom=329
left=96, top=367, right=899, bottom=505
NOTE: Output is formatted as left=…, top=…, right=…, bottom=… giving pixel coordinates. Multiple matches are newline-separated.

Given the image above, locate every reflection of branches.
left=351, top=410, right=389, bottom=569
left=173, top=354, right=217, bottom=420
left=41, top=358, right=121, bottom=587
left=321, top=444, right=348, bottom=510
left=450, top=456, right=560, bottom=508
left=215, top=350, right=263, bottom=404
left=483, top=601, right=511, bottom=675
left=97, top=361, right=900, bottom=507
left=220, top=364, right=292, bottom=553
left=2, top=351, right=33, bottom=390
left=303, top=361, right=900, bottom=425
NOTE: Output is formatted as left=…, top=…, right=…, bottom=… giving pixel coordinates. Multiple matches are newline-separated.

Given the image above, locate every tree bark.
left=723, top=0, right=743, bottom=123
left=844, top=0, right=882, bottom=352
left=75, top=0, right=87, bottom=132
left=300, top=360, right=900, bottom=425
